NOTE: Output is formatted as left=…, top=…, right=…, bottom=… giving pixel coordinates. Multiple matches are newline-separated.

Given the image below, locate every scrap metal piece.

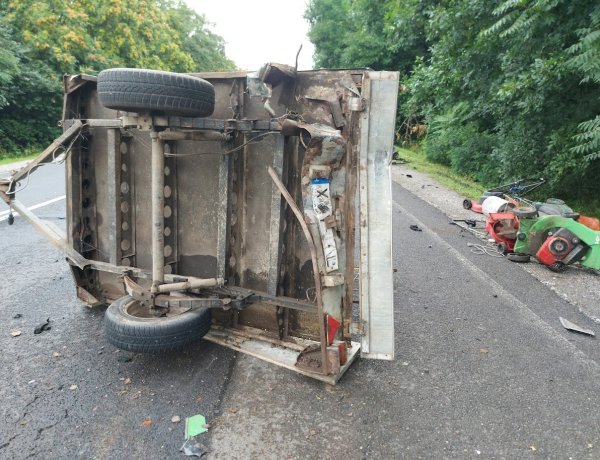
left=559, top=317, right=595, bottom=336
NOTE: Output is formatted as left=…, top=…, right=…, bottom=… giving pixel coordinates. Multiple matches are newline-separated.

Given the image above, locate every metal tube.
left=157, top=277, right=224, bottom=293
left=158, top=130, right=230, bottom=142
left=151, top=131, right=165, bottom=293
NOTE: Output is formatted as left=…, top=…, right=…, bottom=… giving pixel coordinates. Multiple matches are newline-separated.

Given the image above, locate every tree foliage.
left=0, top=0, right=234, bottom=155
left=306, top=0, right=600, bottom=205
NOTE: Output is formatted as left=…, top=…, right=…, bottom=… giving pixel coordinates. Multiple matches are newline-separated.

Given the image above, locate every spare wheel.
left=104, top=295, right=212, bottom=353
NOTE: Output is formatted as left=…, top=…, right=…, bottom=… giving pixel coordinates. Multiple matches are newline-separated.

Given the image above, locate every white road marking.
left=0, top=195, right=66, bottom=222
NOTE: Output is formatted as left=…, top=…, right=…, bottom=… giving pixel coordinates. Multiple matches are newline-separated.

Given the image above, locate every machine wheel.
left=548, top=261, right=568, bottom=273
left=97, top=68, right=215, bottom=117
left=513, top=206, right=538, bottom=219
left=507, top=253, right=530, bottom=263
left=497, top=242, right=509, bottom=255
left=562, top=211, right=580, bottom=220
left=462, top=199, right=473, bottom=210
left=104, top=295, right=212, bottom=353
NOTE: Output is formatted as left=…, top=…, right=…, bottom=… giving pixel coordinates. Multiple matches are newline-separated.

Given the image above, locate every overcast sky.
left=184, top=0, right=315, bottom=71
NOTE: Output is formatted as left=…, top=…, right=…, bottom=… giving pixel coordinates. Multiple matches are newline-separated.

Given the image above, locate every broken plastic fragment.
left=10, top=330, right=22, bottom=337
left=180, top=438, right=208, bottom=457
left=559, top=317, right=595, bottom=336
left=34, top=318, right=51, bottom=334
left=185, top=414, right=208, bottom=439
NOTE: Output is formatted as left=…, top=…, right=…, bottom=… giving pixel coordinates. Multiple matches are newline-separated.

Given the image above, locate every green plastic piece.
left=185, top=414, right=208, bottom=439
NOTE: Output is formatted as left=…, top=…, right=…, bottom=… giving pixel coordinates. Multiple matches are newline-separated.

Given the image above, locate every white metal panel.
left=358, top=71, right=398, bottom=360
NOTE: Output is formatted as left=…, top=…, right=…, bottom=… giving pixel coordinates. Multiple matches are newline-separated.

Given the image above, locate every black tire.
left=513, top=206, right=538, bottom=219
left=104, top=295, right=212, bottom=353
left=507, top=253, right=530, bottom=263
left=97, top=68, right=215, bottom=117
left=463, top=199, right=473, bottom=210
left=562, top=211, right=580, bottom=220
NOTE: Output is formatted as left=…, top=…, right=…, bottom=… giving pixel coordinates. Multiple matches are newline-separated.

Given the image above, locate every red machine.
left=486, top=212, right=519, bottom=254
left=535, top=228, right=581, bottom=267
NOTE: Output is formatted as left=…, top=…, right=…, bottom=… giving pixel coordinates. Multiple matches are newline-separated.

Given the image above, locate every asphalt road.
left=1, top=166, right=599, bottom=459
left=0, top=162, right=65, bottom=221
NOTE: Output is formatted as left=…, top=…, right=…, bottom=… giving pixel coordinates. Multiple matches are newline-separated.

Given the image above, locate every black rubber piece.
left=513, top=206, right=538, bottom=219
left=97, top=68, right=215, bottom=117
left=104, top=295, right=212, bottom=353
left=507, top=253, right=531, bottom=263
left=547, top=261, right=568, bottom=273
left=462, top=199, right=473, bottom=210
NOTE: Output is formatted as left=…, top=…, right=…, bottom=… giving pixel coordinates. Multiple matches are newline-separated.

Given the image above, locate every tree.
left=0, top=0, right=235, bottom=155
left=0, top=14, right=61, bottom=153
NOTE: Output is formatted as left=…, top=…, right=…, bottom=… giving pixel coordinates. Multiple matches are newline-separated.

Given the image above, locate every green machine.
left=512, top=207, right=600, bottom=272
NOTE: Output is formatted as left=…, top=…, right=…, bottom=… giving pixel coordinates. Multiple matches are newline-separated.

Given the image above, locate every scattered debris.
left=13, top=313, right=22, bottom=319
left=479, top=348, right=489, bottom=354
left=143, top=419, right=153, bottom=425
left=559, top=317, right=595, bottom=337
left=123, top=377, right=132, bottom=385
left=406, top=174, right=413, bottom=178
left=171, top=415, right=181, bottom=423
left=34, top=318, right=51, bottom=334
left=180, top=438, right=208, bottom=457
left=185, top=414, right=208, bottom=439
left=452, top=218, right=478, bottom=228
left=228, top=408, right=239, bottom=414
left=52, top=352, right=62, bottom=358
left=10, top=330, right=22, bottom=337
left=409, top=224, right=422, bottom=232
left=69, top=384, right=78, bottom=390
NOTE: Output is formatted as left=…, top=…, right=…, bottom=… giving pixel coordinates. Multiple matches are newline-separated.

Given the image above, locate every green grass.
left=0, top=151, right=38, bottom=167
left=394, top=146, right=485, bottom=199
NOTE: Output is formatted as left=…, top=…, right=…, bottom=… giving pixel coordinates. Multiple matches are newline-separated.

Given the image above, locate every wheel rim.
left=122, top=299, right=162, bottom=319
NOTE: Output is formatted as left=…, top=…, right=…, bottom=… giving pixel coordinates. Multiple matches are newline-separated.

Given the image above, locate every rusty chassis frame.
left=0, top=67, right=398, bottom=383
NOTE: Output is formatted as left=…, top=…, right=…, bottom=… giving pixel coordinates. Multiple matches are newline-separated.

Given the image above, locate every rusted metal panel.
left=7, top=66, right=399, bottom=383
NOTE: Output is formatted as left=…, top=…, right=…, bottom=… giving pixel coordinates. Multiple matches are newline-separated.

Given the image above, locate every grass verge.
left=394, top=146, right=485, bottom=199
left=0, top=152, right=38, bottom=167
left=395, top=146, right=600, bottom=218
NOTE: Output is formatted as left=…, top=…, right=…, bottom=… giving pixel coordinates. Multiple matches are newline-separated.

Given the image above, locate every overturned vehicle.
left=0, top=64, right=399, bottom=383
